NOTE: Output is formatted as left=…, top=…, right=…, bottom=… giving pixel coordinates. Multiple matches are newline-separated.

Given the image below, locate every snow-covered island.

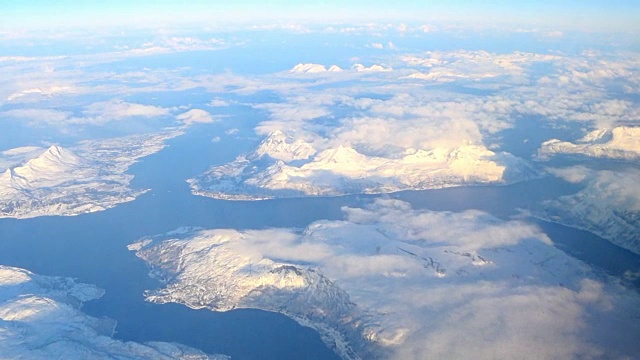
left=536, top=166, right=640, bottom=255
left=188, top=131, right=539, bottom=200
left=0, top=265, right=226, bottom=359
left=536, top=126, right=640, bottom=161
left=130, top=200, right=640, bottom=360
left=0, top=129, right=182, bottom=218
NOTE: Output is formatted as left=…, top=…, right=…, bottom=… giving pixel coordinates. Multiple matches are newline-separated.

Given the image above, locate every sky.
left=2, top=0, right=639, bottom=32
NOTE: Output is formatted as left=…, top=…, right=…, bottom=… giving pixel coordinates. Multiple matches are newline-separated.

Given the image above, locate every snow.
left=0, top=265, right=227, bottom=359
left=536, top=126, right=640, bottom=161
left=289, top=63, right=329, bottom=73
left=0, top=129, right=183, bottom=218
left=131, top=200, right=640, bottom=360
left=352, top=63, right=392, bottom=72
left=250, top=130, right=316, bottom=162
left=189, top=131, right=539, bottom=200
left=288, top=64, right=355, bottom=74
left=536, top=166, right=640, bottom=255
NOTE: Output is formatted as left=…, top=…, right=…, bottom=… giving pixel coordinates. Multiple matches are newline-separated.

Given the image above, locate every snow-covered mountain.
left=130, top=200, right=640, bottom=360
left=189, top=131, right=539, bottom=200
left=1, top=145, right=94, bottom=191
left=536, top=126, right=640, bottom=161
left=0, top=265, right=227, bottom=359
left=536, top=166, right=640, bottom=255
left=0, top=129, right=183, bottom=218
left=249, top=130, right=316, bottom=162
left=289, top=63, right=343, bottom=74
left=352, top=64, right=392, bottom=72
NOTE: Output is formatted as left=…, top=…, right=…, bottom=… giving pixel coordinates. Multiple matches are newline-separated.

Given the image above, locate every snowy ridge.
left=289, top=63, right=343, bottom=74
left=537, top=167, right=640, bottom=255
left=131, top=201, right=640, bottom=360
left=189, top=131, right=539, bottom=200
left=0, top=265, right=227, bottom=359
left=352, top=64, right=392, bottom=72
left=249, top=130, right=316, bottom=162
left=2, top=145, right=92, bottom=191
left=0, top=129, right=183, bottom=218
left=536, top=126, right=640, bottom=161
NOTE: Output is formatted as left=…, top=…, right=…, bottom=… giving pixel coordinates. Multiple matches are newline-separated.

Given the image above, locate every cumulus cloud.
left=176, top=109, right=215, bottom=125
left=208, top=98, right=232, bottom=107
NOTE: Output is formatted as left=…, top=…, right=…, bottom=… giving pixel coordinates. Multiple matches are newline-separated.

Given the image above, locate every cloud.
left=132, top=199, right=640, bottom=360
left=368, top=42, right=396, bottom=50
left=176, top=109, right=215, bottom=125
left=208, top=98, right=232, bottom=107
left=2, top=108, right=71, bottom=126
left=2, top=100, right=172, bottom=128
left=6, top=85, right=76, bottom=102
left=83, top=99, right=169, bottom=120
left=539, top=167, right=640, bottom=254
left=546, top=165, right=592, bottom=183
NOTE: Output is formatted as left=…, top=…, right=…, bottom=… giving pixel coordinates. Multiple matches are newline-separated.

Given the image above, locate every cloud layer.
left=131, top=200, right=640, bottom=360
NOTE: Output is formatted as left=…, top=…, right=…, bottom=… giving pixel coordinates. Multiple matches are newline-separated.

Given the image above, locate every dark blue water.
left=1, top=121, right=639, bottom=360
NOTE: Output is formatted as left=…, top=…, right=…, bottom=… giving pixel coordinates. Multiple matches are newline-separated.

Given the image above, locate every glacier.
left=0, top=265, right=227, bottom=359
left=188, top=130, right=539, bottom=200
left=0, top=129, right=183, bottom=219
left=130, top=200, right=640, bottom=360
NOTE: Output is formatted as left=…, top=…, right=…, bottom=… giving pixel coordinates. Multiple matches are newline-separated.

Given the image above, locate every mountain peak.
left=289, top=63, right=328, bottom=74
left=45, top=145, right=64, bottom=158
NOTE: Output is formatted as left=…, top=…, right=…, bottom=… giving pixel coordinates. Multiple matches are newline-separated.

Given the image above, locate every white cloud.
left=83, top=99, right=169, bottom=120
left=176, top=109, right=215, bottom=125
left=208, top=98, right=232, bottom=107
left=545, top=30, right=564, bottom=38
left=2, top=100, right=172, bottom=128
left=2, top=108, right=71, bottom=126
left=6, top=85, right=76, bottom=102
